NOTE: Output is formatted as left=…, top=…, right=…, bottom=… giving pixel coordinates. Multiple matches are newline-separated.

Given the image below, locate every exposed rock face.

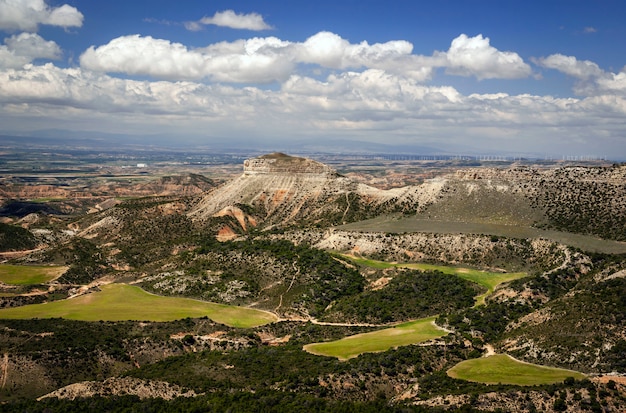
left=190, top=154, right=626, bottom=240
left=38, top=377, right=198, bottom=401
left=189, top=153, right=403, bottom=227
left=243, top=153, right=336, bottom=176
left=277, top=229, right=565, bottom=271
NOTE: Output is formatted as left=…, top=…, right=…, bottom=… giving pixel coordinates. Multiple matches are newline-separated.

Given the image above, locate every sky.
left=1, top=0, right=626, bottom=158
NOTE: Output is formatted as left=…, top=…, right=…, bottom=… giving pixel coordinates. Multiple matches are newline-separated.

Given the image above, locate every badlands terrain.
left=0, top=149, right=625, bottom=412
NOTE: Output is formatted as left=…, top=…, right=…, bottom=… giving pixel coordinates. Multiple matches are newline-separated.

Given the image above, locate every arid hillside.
left=188, top=153, right=406, bottom=229
left=189, top=154, right=626, bottom=242
left=1, top=154, right=626, bottom=412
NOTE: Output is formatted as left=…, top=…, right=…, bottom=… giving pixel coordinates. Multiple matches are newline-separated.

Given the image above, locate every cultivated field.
left=0, top=283, right=277, bottom=327
left=447, top=354, right=585, bottom=386
left=303, top=316, right=447, bottom=360
left=0, top=264, right=67, bottom=285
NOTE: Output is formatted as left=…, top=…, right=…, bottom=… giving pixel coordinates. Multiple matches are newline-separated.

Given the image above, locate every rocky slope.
left=190, top=156, right=626, bottom=241
left=189, top=153, right=405, bottom=229
left=38, top=377, right=198, bottom=401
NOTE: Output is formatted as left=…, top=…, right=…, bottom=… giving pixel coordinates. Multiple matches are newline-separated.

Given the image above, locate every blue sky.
left=1, top=0, right=626, bottom=158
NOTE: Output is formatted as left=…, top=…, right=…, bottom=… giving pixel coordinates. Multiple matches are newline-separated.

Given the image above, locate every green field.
left=340, top=255, right=527, bottom=306
left=447, top=354, right=585, bottom=386
left=0, top=264, right=67, bottom=285
left=0, top=283, right=277, bottom=328
left=303, top=316, right=447, bottom=360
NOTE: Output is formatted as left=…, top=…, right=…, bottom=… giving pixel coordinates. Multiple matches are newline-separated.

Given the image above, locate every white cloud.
left=3, top=26, right=625, bottom=156
left=1, top=62, right=625, bottom=155
left=296, top=31, right=416, bottom=70
left=183, top=21, right=203, bottom=32
left=439, top=34, right=532, bottom=79
left=5, top=32, right=61, bottom=59
left=190, top=10, right=272, bottom=31
left=0, top=47, right=30, bottom=69
left=45, top=4, right=83, bottom=28
left=80, top=35, right=295, bottom=83
left=0, top=32, right=61, bottom=69
left=536, top=54, right=626, bottom=96
left=535, top=54, right=603, bottom=79
left=79, top=32, right=430, bottom=83
left=79, top=32, right=533, bottom=84
left=80, top=35, right=207, bottom=80
left=0, top=0, right=83, bottom=32
left=596, top=70, right=626, bottom=94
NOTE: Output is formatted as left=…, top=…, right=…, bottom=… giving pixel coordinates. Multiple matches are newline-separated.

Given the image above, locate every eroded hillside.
left=189, top=155, right=626, bottom=242
left=1, top=154, right=626, bottom=412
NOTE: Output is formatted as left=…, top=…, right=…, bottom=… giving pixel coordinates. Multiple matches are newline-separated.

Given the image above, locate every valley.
left=0, top=146, right=625, bottom=411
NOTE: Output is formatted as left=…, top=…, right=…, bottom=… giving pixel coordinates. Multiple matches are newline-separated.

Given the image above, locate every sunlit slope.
left=0, top=284, right=277, bottom=327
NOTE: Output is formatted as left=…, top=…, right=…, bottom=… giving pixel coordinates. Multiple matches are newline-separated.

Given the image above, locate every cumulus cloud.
left=535, top=54, right=626, bottom=96
left=186, top=10, right=272, bottom=31
left=1, top=62, right=626, bottom=155
left=596, top=70, right=626, bottom=93
left=5, top=32, right=61, bottom=58
left=80, top=35, right=295, bottom=83
left=297, top=31, right=415, bottom=70
left=79, top=32, right=428, bottom=83
left=0, top=0, right=83, bottom=32
left=535, top=54, right=603, bottom=79
left=0, top=32, right=61, bottom=68
left=0, top=48, right=30, bottom=69
left=79, top=31, right=531, bottom=84
left=439, top=34, right=532, bottom=79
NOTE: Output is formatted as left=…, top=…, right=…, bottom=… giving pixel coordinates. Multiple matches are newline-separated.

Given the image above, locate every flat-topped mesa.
left=243, top=153, right=337, bottom=177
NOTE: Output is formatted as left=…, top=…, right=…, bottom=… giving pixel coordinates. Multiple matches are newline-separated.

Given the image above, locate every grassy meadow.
left=447, top=354, right=585, bottom=386
left=0, top=283, right=277, bottom=328
left=303, top=316, right=447, bottom=360
left=340, top=254, right=527, bottom=305
left=0, top=264, right=67, bottom=285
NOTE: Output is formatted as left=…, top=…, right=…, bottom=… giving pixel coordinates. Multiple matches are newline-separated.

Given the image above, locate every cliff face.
left=243, top=153, right=336, bottom=176
left=190, top=153, right=626, bottom=241
left=188, top=153, right=401, bottom=228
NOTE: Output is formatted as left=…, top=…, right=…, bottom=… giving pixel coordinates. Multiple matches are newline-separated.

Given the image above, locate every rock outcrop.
left=189, top=154, right=626, bottom=240
left=243, top=152, right=336, bottom=176
left=38, top=377, right=198, bottom=401
left=189, top=153, right=404, bottom=228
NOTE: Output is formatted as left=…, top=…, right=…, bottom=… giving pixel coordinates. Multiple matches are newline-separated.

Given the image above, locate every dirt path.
left=1, top=353, right=8, bottom=389
left=0, top=246, right=45, bottom=262
left=274, top=260, right=300, bottom=313
left=341, top=192, right=350, bottom=223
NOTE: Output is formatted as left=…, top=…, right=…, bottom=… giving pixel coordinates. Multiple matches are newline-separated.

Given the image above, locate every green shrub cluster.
left=0, top=223, right=37, bottom=252
left=324, top=269, right=480, bottom=323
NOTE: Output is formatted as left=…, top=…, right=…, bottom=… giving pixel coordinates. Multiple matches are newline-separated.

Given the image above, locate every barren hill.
left=189, top=154, right=626, bottom=241
left=188, top=153, right=404, bottom=229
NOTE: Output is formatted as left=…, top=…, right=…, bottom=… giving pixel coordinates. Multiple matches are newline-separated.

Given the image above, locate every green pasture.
left=0, top=264, right=67, bottom=285
left=0, top=283, right=277, bottom=328
left=447, top=354, right=585, bottom=386
left=340, top=255, right=527, bottom=306
left=303, top=316, right=447, bottom=360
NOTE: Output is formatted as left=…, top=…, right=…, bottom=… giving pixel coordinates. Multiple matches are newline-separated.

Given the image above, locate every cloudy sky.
left=1, top=0, right=625, bottom=158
